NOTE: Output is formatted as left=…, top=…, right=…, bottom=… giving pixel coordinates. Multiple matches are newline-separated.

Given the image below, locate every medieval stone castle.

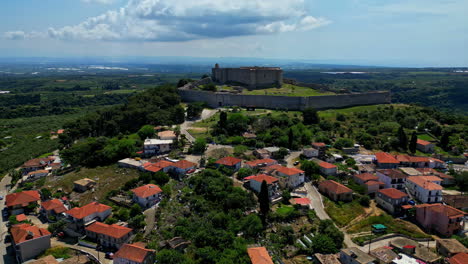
left=179, top=64, right=391, bottom=110
left=212, top=64, right=283, bottom=89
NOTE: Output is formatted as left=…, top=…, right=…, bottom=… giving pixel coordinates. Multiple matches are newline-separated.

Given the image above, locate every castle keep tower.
left=212, top=64, right=283, bottom=89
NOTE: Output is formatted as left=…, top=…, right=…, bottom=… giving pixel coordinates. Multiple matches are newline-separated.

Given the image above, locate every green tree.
left=311, top=234, right=338, bottom=254
left=454, top=171, right=468, bottom=192
left=219, top=111, right=227, bottom=130
left=237, top=167, right=254, bottom=180
left=334, top=138, right=353, bottom=150
left=409, top=131, right=417, bottom=153
left=258, top=180, right=270, bottom=223
left=192, top=138, right=207, bottom=154
left=397, top=126, right=408, bottom=150
left=440, top=131, right=450, bottom=150
left=187, top=102, right=204, bottom=120
left=156, top=249, right=190, bottom=264
left=301, top=160, right=320, bottom=178
left=288, top=128, right=294, bottom=149
left=137, top=125, right=155, bottom=140
left=303, top=107, right=319, bottom=125
left=130, top=204, right=142, bottom=217
left=40, top=188, right=52, bottom=200
left=240, top=214, right=263, bottom=238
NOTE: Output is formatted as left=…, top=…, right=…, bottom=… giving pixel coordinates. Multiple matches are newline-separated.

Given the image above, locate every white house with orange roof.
left=375, top=152, right=400, bottom=169
left=318, top=161, right=337, bottom=176
left=10, top=223, right=51, bottom=263
left=142, top=160, right=173, bottom=173
left=269, top=165, right=305, bottom=188
left=85, top=222, right=133, bottom=249
left=376, top=188, right=409, bottom=215
left=131, top=184, right=163, bottom=208
left=5, top=190, right=41, bottom=215
left=215, top=156, right=242, bottom=171
left=245, top=174, right=281, bottom=201
left=244, top=158, right=278, bottom=169
left=172, top=160, right=197, bottom=176
left=406, top=176, right=443, bottom=203
left=40, top=199, right=68, bottom=221
left=415, top=203, right=466, bottom=236
left=417, top=139, right=435, bottom=153
left=114, top=243, right=155, bottom=264
left=65, top=202, right=112, bottom=231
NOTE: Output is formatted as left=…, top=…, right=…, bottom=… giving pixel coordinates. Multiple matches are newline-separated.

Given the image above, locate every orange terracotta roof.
left=248, top=174, right=279, bottom=184
left=274, top=166, right=304, bottom=176
left=85, top=222, right=132, bottom=239
left=378, top=188, right=408, bottom=199
left=401, top=205, right=413, bottom=210
left=319, top=161, right=337, bottom=169
left=6, top=190, right=40, bottom=207
left=417, top=139, right=432, bottom=146
left=407, top=176, right=442, bottom=190
left=16, top=214, right=27, bottom=222
left=365, top=180, right=384, bottom=186
left=131, top=184, right=162, bottom=198
left=65, top=202, right=111, bottom=219
left=416, top=168, right=453, bottom=179
left=57, top=129, right=65, bottom=134
left=449, top=252, right=468, bottom=264
left=415, top=203, right=466, bottom=219
left=143, top=160, right=174, bottom=172
left=21, top=157, right=53, bottom=168
left=354, top=173, right=378, bottom=182
left=247, top=247, right=274, bottom=264
left=312, top=142, right=326, bottom=148
left=41, top=199, right=67, bottom=214
left=10, top=223, right=51, bottom=244
left=215, top=156, right=242, bottom=166
left=377, top=169, right=407, bottom=179
left=294, top=198, right=311, bottom=205
left=409, top=156, right=430, bottom=163
left=172, top=160, right=196, bottom=169
left=115, top=243, right=155, bottom=263
left=375, top=152, right=399, bottom=164
left=245, top=159, right=277, bottom=167
left=395, top=155, right=412, bottom=163
left=319, top=180, right=352, bottom=195
left=419, top=176, right=442, bottom=182
left=26, top=170, right=49, bottom=176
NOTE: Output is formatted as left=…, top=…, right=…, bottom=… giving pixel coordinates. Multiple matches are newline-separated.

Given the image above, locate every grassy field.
left=324, top=198, right=365, bottom=227
left=417, top=134, right=436, bottom=141
left=242, top=84, right=334, bottom=97
left=318, top=104, right=408, bottom=119
left=347, top=214, right=430, bottom=238
left=44, top=165, right=140, bottom=205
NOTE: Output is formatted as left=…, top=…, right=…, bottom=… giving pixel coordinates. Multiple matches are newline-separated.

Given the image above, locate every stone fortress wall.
left=212, top=64, right=282, bottom=89
left=178, top=88, right=391, bottom=111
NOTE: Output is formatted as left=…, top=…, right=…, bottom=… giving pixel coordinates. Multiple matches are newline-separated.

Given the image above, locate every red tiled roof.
left=21, top=157, right=53, bottom=168
left=365, top=180, right=384, bottom=186
left=65, top=202, right=111, bottom=219
left=143, top=160, right=174, bottom=172
left=10, top=223, right=51, bottom=244
left=312, top=142, right=326, bottom=148
left=415, top=203, right=466, bottom=219
left=16, top=214, right=27, bottom=222
left=41, top=199, right=67, bottom=214
left=377, top=169, right=407, bottom=179
left=407, top=176, right=442, bottom=190
left=85, top=222, right=132, bottom=239
left=57, top=129, right=65, bottom=134
left=172, top=160, right=196, bottom=169
left=131, top=184, right=162, bottom=198
left=401, top=205, right=413, bottom=210
left=416, top=168, right=453, bottom=179
left=354, top=173, right=378, bottom=182
left=409, top=156, right=430, bottom=163
left=319, top=180, right=352, bottom=195
left=449, top=252, right=468, bottom=264
left=114, top=243, right=155, bottom=263
left=417, top=139, right=432, bottom=146
left=245, top=159, right=277, bottom=167
left=6, top=190, right=40, bottom=207
left=294, top=198, right=311, bottom=205
left=215, top=156, right=242, bottom=166
left=319, top=161, right=337, bottom=169
left=274, top=166, right=304, bottom=176
left=247, top=247, right=274, bottom=264
left=375, top=152, right=399, bottom=164
left=26, top=170, right=49, bottom=176
left=248, top=174, right=279, bottom=184
left=378, top=188, right=408, bottom=200
left=395, top=155, right=411, bottom=163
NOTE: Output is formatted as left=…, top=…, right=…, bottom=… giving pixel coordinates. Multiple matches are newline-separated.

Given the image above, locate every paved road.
left=0, top=174, right=16, bottom=263
left=285, top=151, right=302, bottom=167
left=52, top=238, right=108, bottom=264
left=304, top=182, right=329, bottom=220
left=144, top=207, right=156, bottom=236
left=358, top=235, right=436, bottom=252
left=180, top=109, right=217, bottom=143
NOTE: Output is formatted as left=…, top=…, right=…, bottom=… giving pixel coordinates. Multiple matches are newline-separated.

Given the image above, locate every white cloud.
left=18, top=0, right=330, bottom=42
left=81, top=0, right=115, bottom=4
left=4, top=31, right=26, bottom=40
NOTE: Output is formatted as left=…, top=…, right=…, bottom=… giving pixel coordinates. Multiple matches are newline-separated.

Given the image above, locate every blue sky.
left=1, top=0, right=467, bottom=67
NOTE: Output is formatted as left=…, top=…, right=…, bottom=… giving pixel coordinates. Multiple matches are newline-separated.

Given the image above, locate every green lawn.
left=276, top=205, right=295, bottom=217
left=324, top=198, right=365, bottom=227
left=242, top=84, right=334, bottom=97
left=417, top=134, right=436, bottom=141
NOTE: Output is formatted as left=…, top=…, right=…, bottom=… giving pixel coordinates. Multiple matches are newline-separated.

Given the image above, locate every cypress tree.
left=409, top=131, right=417, bottom=153
left=219, top=111, right=227, bottom=129
left=259, top=180, right=270, bottom=223
left=397, top=126, right=408, bottom=150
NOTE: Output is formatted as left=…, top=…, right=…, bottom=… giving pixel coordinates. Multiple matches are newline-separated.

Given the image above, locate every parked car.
left=0, top=195, right=3, bottom=200
left=293, top=161, right=300, bottom=166
left=2, top=209, right=8, bottom=217
left=105, top=252, right=114, bottom=259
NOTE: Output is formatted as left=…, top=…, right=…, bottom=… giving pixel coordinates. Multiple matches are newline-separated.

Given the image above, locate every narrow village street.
left=0, top=174, right=16, bottom=264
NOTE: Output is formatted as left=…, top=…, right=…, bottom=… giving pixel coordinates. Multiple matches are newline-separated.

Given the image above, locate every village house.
left=339, top=247, right=377, bottom=264
left=312, top=142, right=327, bottom=158
left=376, top=169, right=407, bottom=190
left=247, top=247, right=274, bottom=264
left=65, top=202, right=112, bottom=231
left=143, top=138, right=173, bottom=156
left=245, top=174, right=281, bottom=201
left=172, top=160, right=197, bottom=176
left=415, top=203, right=466, bottom=237
left=449, top=253, right=468, bottom=264
left=6, top=190, right=41, bottom=215
left=375, top=152, right=399, bottom=169
left=85, top=222, right=133, bottom=249
left=318, top=180, right=353, bottom=202
left=73, top=178, right=96, bottom=192
left=369, top=246, right=398, bottom=264
left=158, top=130, right=177, bottom=140
left=436, top=239, right=468, bottom=258
left=444, top=195, right=468, bottom=211
left=353, top=173, right=384, bottom=195
left=406, top=176, right=443, bottom=203
left=268, top=165, right=305, bottom=188
left=131, top=184, right=163, bottom=208
left=114, top=243, right=156, bottom=264
left=215, top=156, right=242, bottom=171
left=40, top=199, right=68, bottom=221
left=23, top=170, right=49, bottom=182
left=318, top=161, right=337, bottom=176
left=303, top=147, right=319, bottom=158
left=314, top=253, right=341, bottom=264
left=118, top=158, right=146, bottom=169
left=417, top=139, right=435, bottom=153
left=244, top=158, right=278, bottom=169
left=390, top=238, right=440, bottom=263
left=376, top=188, right=409, bottom=215
left=396, top=155, right=431, bottom=168
left=142, top=160, right=174, bottom=174
left=428, top=157, right=446, bottom=169
left=10, top=223, right=51, bottom=263
left=253, top=149, right=272, bottom=159
left=417, top=168, right=455, bottom=185
left=20, top=157, right=54, bottom=175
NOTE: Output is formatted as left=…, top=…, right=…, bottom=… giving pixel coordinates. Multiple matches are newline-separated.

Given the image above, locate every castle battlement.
left=212, top=63, right=283, bottom=89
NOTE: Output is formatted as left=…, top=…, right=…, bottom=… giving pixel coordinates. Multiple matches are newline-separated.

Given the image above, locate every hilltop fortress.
left=212, top=63, right=283, bottom=89
left=179, top=64, right=391, bottom=110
